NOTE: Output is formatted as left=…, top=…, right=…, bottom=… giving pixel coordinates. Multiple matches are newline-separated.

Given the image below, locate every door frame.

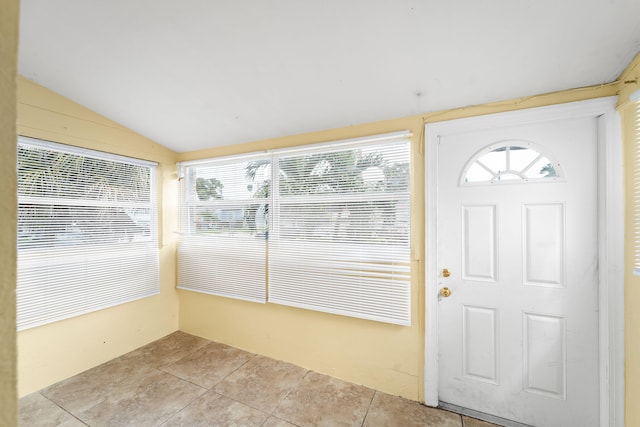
left=424, top=97, right=624, bottom=426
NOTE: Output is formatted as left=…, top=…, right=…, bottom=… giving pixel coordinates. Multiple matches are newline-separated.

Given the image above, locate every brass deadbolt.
left=442, top=268, right=451, bottom=278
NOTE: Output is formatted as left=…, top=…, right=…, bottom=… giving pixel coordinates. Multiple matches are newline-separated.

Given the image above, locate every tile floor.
left=19, top=331, right=500, bottom=427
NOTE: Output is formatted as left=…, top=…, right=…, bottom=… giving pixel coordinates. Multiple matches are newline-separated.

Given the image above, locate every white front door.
left=435, top=116, right=600, bottom=426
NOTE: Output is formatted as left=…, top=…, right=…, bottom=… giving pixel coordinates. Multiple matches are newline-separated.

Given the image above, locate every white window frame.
left=177, top=131, right=412, bottom=325
left=16, top=136, right=160, bottom=331
left=177, top=152, right=270, bottom=303
left=460, top=140, right=565, bottom=185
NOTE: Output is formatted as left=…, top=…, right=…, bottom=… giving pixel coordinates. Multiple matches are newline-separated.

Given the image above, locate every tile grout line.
left=98, top=335, right=211, bottom=426
left=159, top=340, right=256, bottom=390
left=155, top=388, right=208, bottom=427
left=214, top=391, right=272, bottom=417
left=223, top=352, right=258, bottom=380
left=158, top=344, right=286, bottom=421
left=154, top=340, right=255, bottom=425
left=267, top=367, right=311, bottom=424
left=153, top=370, right=209, bottom=427
left=39, top=391, right=89, bottom=426
left=360, top=389, right=377, bottom=427
left=259, top=414, right=301, bottom=427
left=157, top=363, right=208, bottom=390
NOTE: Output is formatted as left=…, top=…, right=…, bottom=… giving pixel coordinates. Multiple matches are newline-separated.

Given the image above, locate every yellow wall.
left=16, top=77, right=180, bottom=396
left=177, top=83, right=618, bottom=401
left=618, top=53, right=640, bottom=427
left=1, top=0, right=19, bottom=424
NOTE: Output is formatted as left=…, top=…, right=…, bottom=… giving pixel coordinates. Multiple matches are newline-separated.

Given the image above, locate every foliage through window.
left=462, top=142, right=563, bottom=185
left=16, top=136, right=159, bottom=330
left=178, top=131, right=412, bottom=325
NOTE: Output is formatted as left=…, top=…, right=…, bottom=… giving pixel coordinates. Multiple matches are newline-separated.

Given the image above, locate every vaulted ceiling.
left=18, top=0, right=640, bottom=152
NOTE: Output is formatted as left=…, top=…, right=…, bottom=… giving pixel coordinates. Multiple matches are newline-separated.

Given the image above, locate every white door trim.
left=424, top=97, right=624, bottom=426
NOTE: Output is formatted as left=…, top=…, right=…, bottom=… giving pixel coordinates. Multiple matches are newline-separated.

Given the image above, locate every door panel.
left=462, top=305, right=499, bottom=383
left=437, top=117, right=599, bottom=427
left=522, top=203, right=565, bottom=287
left=523, top=312, right=566, bottom=399
left=462, top=205, right=497, bottom=281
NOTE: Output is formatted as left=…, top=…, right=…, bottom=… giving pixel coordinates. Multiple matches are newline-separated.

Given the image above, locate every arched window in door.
left=461, top=140, right=564, bottom=185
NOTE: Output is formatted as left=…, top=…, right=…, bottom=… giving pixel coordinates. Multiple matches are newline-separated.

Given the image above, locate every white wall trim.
left=423, top=97, right=624, bottom=427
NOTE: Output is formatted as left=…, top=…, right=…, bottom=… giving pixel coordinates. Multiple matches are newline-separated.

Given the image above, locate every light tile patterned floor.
left=19, top=331, right=499, bottom=427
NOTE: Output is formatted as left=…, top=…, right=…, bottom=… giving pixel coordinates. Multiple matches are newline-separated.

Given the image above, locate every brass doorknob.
left=440, top=287, right=452, bottom=298
left=442, top=268, right=451, bottom=278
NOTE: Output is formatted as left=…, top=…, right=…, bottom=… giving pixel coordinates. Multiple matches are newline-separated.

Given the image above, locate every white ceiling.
left=18, top=0, right=640, bottom=153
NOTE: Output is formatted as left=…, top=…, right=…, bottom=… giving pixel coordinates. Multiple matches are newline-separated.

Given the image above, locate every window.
left=461, top=141, right=563, bottom=185
left=178, top=131, right=411, bottom=325
left=177, top=153, right=270, bottom=302
left=629, top=89, right=640, bottom=274
left=17, top=136, right=159, bottom=330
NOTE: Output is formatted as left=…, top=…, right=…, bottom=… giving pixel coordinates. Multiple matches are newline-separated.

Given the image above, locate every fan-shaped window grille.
left=461, top=141, right=563, bottom=185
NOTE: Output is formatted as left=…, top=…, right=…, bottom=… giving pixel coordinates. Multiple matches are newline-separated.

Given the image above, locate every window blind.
left=176, top=131, right=411, bottom=325
left=17, top=136, right=159, bottom=331
left=177, top=153, right=269, bottom=302
left=268, top=132, right=411, bottom=325
left=630, top=89, right=640, bottom=274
